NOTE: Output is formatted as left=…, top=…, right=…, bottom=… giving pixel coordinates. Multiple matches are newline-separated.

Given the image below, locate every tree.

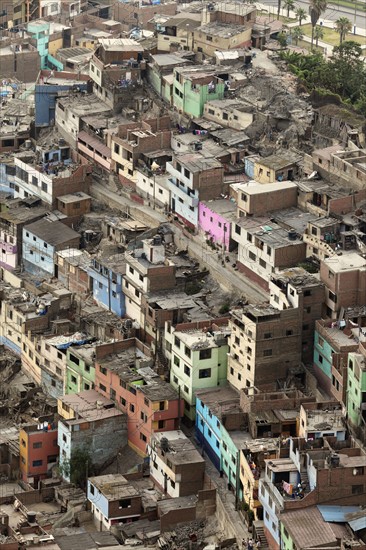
left=295, top=7, right=307, bottom=25
left=283, top=0, right=295, bottom=17
left=58, top=447, right=94, bottom=489
left=277, top=32, right=288, bottom=47
left=292, top=27, right=304, bottom=45
left=334, top=17, right=352, bottom=44
left=314, top=25, right=324, bottom=46
left=309, top=0, right=327, bottom=48
left=277, top=0, right=282, bottom=20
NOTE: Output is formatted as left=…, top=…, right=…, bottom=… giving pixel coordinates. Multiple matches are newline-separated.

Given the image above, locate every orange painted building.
left=94, top=339, right=183, bottom=456
left=19, top=422, right=58, bottom=487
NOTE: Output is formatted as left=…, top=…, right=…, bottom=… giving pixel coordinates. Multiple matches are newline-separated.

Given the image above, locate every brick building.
left=227, top=305, right=302, bottom=391
left=94, top=338, right=183, bottom=456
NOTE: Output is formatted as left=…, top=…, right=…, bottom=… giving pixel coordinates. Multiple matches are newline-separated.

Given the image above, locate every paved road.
left=91, top=181, right=268, bottom=303
left=259, top=0, right=366, bottom=31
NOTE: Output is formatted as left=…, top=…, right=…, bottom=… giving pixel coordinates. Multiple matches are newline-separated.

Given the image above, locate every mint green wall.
left=280, top=522, right=294, bottom=550
left=47, top=53, right=63, bottom=71
left=169, top=341, right=228, bottom=422
left=65, top=350, right=95, bottom=395
left=172, top=72, right=225, bottom=117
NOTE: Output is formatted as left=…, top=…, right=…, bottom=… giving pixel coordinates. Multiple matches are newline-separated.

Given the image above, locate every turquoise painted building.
left=27, top=21, right=50, bottom=68
left=347, top=351, right=366, bottom=428
left=172, top=67, right=225, bottom=118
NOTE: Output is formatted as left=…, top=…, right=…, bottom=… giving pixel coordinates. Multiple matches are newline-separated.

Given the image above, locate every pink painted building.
left=198, top=199, right=237, bottom=251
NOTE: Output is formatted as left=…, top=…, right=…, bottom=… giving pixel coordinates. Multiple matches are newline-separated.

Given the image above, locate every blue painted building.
left=195, top=391, right=222, bottom=471
left=87, top=257, right=126, bottom=317
left=22, top=219, right=80, bottom=279
left=35, top=71, right=90, bottom=128
left=195, top=387, right=241, bottom=474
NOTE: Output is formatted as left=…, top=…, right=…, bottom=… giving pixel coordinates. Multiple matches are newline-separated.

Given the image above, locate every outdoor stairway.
left=300, top=468, right=309, bottom=490
left=253, top=521, right=269, bottom=550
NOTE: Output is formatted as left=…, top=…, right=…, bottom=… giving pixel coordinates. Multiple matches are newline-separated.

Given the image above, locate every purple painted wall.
left=198, top=201, right=235, bottom=251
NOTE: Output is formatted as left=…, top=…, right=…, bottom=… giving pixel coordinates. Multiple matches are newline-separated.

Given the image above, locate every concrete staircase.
left=253, top=521, right=269, bottom=550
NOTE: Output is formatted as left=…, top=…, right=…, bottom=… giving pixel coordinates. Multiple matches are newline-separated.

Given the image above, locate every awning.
left=317, top=505, right=360, bottom=523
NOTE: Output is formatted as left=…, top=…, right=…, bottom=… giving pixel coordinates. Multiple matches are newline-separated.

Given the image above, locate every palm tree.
left=335, top=16, right=352, bottom=44
left=292, top=26, right=304, bottom=45
left=277, top=0, right=282, bottom=20
left=283, top=0, right=295, bottom=17
left=314, top=25, right=324, bottom=46
left=295, top=7, right=307, bottom=25
left=309, top=0, right=327, bottom=48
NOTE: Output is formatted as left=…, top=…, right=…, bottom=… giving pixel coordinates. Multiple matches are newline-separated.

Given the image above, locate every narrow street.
left=90, top=180, right=268, bottom=303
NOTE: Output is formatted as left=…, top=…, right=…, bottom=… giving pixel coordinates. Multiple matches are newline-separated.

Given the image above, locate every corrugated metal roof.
left=349, top=516, right=366, bottom=532
left=317, top=505, right=360, bottom=523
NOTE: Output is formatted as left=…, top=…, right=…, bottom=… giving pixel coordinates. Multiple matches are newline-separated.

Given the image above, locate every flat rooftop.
left=197, top=22, right=249, bottom=38
left=236, top=217, right=304, bottom=248
left=89, top=474, right=140, bottom=500
left=324, top=252, right=366, bottom=273
left=24, top=219, right=80, bottom=246
left=200, top=198, right=236, bottom=218
left=257, top=151, right=302, bottom=170
left=152, top=430, right=205, bottom=465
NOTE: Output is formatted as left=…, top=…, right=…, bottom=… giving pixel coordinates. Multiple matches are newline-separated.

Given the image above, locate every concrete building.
left=77, top=131, right=111, bottom=172
left=0, top=203, right=47, bottom=271
left=313, top=318, right=361, bottom=396
left=320, top=253, right=366, bottom=319
left=56, top=94, right=111, bottom=148
left=198, top=199, right=237, bottom=252
left=19, top=421, right=58, bottom=486
left=123, top=236, right=176, bottom=325
left=298, top=402, right=346, bottom=441
left=13, top=146, right=90, bottom=208
left=0, top=41, right=40, bottom=84
left=58, top=390, right=127, bottom=480
left=312, top=144, right=366, bottom=192
left=87, top=474, right=142, bottom=530
left=233, top=181, right=297, bottom=218
left=172, top=66, right=226, bottom=118
left=93, top=338, right=183, bottom=456
left=231, top=217, right=307, bottom=291
left=269, top=268, right=325, bottom=364
left=203, top=99, right=253, bottom=131
left=195, top=386, right=240, bottom=472
left=147, top=53, right=192, bottom=101
left=27, top=20, right=50, bottom=68
left=227, top=305, right=302, bottom=391
left=166, top=318, right=230, bottom=422
left=89, top=38, right=145, bottom=111
left=135, top=170, right=171, bottom=210
left=111, top=117, right=172, bottom=188
left=148, top=431, right=205, bottom=497
left=22, top=219, right=80, bottom=279
left=35, top=70, right=91, bottom=130
left=347, top=346, right=366, bottom=431
left=87, top=255, right=126, bottom=317
left=254, top=152, right=302, bottom=184
left=166, top=153, right=225, bottom=229
left=303, top=216, right=340, bottom=261
left=56, top=248, right=91, bottom=296
left=65, top=343, right=97, bottom=394
left=259, top=437, right=366, bottom=547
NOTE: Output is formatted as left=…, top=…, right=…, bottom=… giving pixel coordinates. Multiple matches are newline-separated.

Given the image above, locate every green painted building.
left=166, top=321, right=230, bottom=422
left=347, top=350, right=366, bottom=428
left=280, top=521, right=295, bottom=550
left=172, top=66, right=225, bottom=118
left=65, top=345, right=96, bottom=395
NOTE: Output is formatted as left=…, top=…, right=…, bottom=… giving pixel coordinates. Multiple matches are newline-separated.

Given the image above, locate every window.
left=286, top=329, right=293, bottom=336
left=235, top=225, right=241, bottom=235
left=173, top=355, right=180, bottom=367
left=173, top=375, right=178, bottom=384
left=99, top=366, right=107, bottom=375
left=264, top=332, right=272, bottom=339
left=249, top=251, right=256, bottom=262
left=99, top=383, right=106, bottom=392
left=33, top=442, right=42, bottom=449
left=110, top=388, right=116, bottom=400
left=184, top=364, right=191, bottom=377
left=71, top=375, right=77, bottom=384
left=42, top=182, right=47, bottom=193
left=140, top=433, right=147, bottom=442
left=199, top=368, right=211, bottom=379
left=263, top=349, right=272, bottom=357
left=259, top=258, right=266, bottom=269
left=318, top=354, right=323, bottom=364
left=130, top=404, right=135, bottom=413
left=184, top=346, right=191, bottom=358
left=170, top=479, right=175, bottom=488
left=158, top=420, right=165, bottom=429
left=329, top=290, right=337, bottom=303
left=183, top=385, right=189, bottom=394
left=174, top=336, right=181, bottom=348
left=159, top=401, right=166, bottom=411
left=199, top=348, right=212, bottom=360
left=32, top=460, right=43, bottom=467
left=120, top=397, right=126, bottom=406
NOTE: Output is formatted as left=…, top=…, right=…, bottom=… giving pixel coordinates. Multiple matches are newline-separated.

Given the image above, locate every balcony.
left=167, top=178, right=198, bottom=207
